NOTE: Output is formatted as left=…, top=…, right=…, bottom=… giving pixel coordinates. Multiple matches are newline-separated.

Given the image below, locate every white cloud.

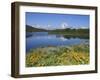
left=61, top=22, right=69, bottom=29
left=80, top=26, right=89, bottom=29
left=46, top=25, right=52, bottom=30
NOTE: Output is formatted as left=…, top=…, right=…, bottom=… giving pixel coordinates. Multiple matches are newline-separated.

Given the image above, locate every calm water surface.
left=26, top=32, right=89, bottom=52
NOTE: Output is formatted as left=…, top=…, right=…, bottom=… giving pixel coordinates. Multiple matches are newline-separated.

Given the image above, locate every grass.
left=26, top=44, right=89, bottom=67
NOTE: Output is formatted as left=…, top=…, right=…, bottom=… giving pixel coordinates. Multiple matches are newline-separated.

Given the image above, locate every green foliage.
left=26, top=44, right=89, bottom=67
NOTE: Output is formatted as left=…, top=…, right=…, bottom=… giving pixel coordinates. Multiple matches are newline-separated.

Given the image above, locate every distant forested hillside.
left=26, top=25, right=47, bottom=32
left=49, top=28, right=89, bottom=35
left=26, top=25, right=89, bottom=37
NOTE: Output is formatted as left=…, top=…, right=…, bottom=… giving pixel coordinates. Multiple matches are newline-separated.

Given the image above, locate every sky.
left=26, top=12, right=90, bottom=30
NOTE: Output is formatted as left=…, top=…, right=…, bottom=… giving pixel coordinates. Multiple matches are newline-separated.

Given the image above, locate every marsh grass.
left=26, top=44, right=89, bottom=67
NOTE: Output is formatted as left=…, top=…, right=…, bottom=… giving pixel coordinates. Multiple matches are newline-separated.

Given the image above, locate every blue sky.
left=26, top=12, right=89, bottom=30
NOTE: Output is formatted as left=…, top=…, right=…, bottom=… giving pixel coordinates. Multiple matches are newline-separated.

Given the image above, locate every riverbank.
left=26, top=44, right=89, bottom=67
